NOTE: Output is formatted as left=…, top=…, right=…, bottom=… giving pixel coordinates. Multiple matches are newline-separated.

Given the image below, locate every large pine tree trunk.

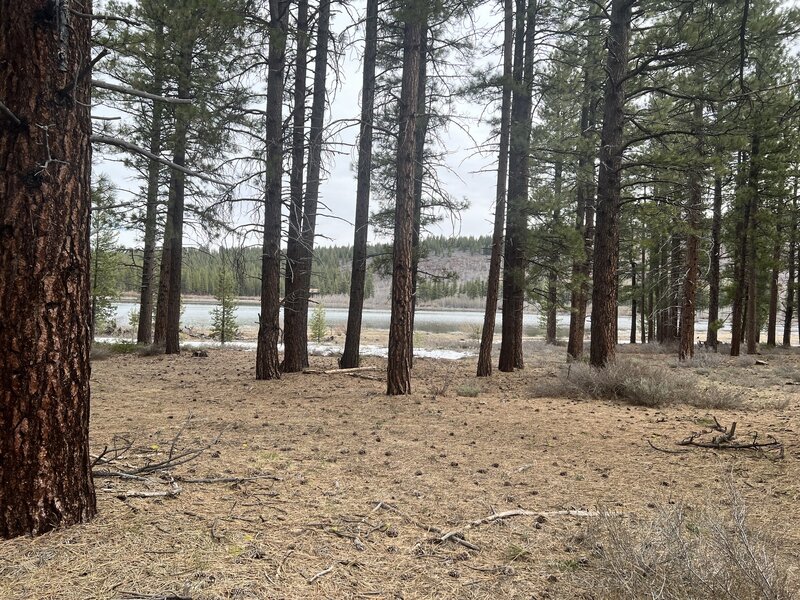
left=287, top=0, right=331, bottom=373
left=387, top=15, right=424, bottom=395
left=499, top=0, right=536, bottom=372
left=783, top=181, right=797, bottom=347
left=630, top=259, right=637, bottom=344
left=477, top=0, right=513, bottom=377
left=0, top=0, right=97, bottom=538
left=730, top=152, right=748, bottom=356
left=589, top=0, right=633, bottom=368
left=256, top=0, right=290, bottom=380
left=282, top=0, right=310, bottom=372
left=665, top=233, right=681, bottom=343
left=341, top=0, right=379, bottom=369
left=546, top=160, right=562, bottom=345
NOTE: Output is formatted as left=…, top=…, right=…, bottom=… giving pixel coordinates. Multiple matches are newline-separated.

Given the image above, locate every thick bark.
left=286, top=0, right=331, bottom=373
left=256, top=0, right=290, bottom=381
left=665, top=233, right=681, bottom=343
left=783, top=180, right=797, bottom=347
left=282, top=0, right=310, bottom=372
left=164, top=44, right=192, bottom=356
left=589, top=0, right=633, bottom=368
left=499, top=0, right=536, bottom=372
left=387, top=16, right=424, bottom=395
left=640, top=247, right=646, bottom=343
left=341, top=0, right=379, bottom=369
left=706, top=174, right=722, bottom=349
left=745, top=133, right=761, bottom=355
left=0, top=0, right=97, bottom=538
left=153, top=222, right=171, bottom=345
left=477, top=0, right=513, bottom=377
left=136, top=21, right=165, bottom=345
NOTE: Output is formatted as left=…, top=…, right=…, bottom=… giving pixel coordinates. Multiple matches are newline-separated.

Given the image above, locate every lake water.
left=112, top=301, right=725, bottom=339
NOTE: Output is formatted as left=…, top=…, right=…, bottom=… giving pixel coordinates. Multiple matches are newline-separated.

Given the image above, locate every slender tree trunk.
left=630, top=259, right=637, bottom=344
left=783, top=179, right=797, bottom=347
left=499, top=0, right=536, bottom=372
left=640, top=247, right=646, bottom=343
left=256, top=0, right=290, bottom=381
left=341, top=0, right=379, bottom=369
left=706, top=173, right=722, bottom=350
left=153, top=232, right=170, bottom=345
left=665, top=232, right=681, bottom=343
left=164, top=44, right=192, bottom=356
left=0, top=0, right=96, bottom=538
left=409, top=26, right=429, bottom=367
left=546, top=159, right=562, bottom=345
left=767, top=222, right=781, bottom=346
left=282, top=0, right=310, bottom=371
left=679, top=100, right=704, bottom=361
left=388, top=14, right=424, bottom=395
left=730, top=152, right=748, bottom=356
left=745, top=133, right=761, bottom=355
left=589, top=0, right=633, bottom=368
left=287, top=0, right=331, bottom=372
left=477, top=0, right=513, bottom=377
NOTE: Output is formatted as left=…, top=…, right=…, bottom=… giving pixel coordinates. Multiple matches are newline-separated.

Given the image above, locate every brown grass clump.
left=534, top=359, right=743, bottom=409
left=575, top=484, right=793, bottom=600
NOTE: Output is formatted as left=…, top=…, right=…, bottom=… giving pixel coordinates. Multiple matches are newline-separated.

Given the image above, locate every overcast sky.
left=96, top=1, right=503, bottom=249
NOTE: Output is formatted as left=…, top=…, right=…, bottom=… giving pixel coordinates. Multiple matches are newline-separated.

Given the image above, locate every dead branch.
left=303, top=366, right=379, bottom=375
left=676, top=418, right=784, bottom=457
left=70, top=10, right=143, bottom=27
left=112, top=482, right=181, bottom=500
left=435, top=509, right=600, bottom=550
left=91, top=135, right=226, bottom=185
left=117, top=593, right=192, bottom=600
left=92, top=79, right=192, bottom=104
left=647, top=439, right=691, bottom=454
left=173, top=475, right=282, bottom=484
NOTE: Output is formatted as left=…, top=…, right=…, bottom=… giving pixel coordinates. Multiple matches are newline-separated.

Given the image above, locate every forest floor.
left=1, top=340, right=799, bottom=599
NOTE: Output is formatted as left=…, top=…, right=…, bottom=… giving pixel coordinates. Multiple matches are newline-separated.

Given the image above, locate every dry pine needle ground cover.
left=1, top=343, right=799, bottom=599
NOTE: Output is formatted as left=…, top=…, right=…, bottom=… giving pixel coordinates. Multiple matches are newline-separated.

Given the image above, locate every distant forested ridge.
left=107, top=235, right=493, bottom=302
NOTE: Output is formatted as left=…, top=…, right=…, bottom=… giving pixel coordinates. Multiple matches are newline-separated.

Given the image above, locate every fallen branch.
left=647, top=439, right=691, bottom=454
left=436, top=509, right=599, bottom=549
left=173, top=475, right=282, bottom=484
left=113, top=483, right=181, bottom=500
left=676, top=418, right=784, bottom=458
left=303, top=366, right=379, bottom=375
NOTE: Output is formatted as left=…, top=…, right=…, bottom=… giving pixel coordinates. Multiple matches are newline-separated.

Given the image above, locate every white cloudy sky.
left=95, top=1, right=504, bottom=249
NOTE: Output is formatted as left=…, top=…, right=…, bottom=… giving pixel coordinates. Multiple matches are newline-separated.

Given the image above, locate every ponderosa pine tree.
left=341, top=0, right=380, bottom=369
left=0, top=0, right=96, bottom=538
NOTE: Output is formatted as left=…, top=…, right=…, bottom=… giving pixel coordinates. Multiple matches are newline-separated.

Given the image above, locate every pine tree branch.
left=70, top=10, right=143, bottom=28
left=91, top=135, right=226, bottom=185
left=91, top=79, right=192, bottom=104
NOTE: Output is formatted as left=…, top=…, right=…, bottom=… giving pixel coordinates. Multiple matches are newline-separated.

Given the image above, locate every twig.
left=647, top=439, right=691, bottom=454
left=0, top=100, right=21, bottom=126
left=173, top=475, right=282, bottom=484
left=113, top=484, right=181, bottom=500
left=307, top=565, right=334, bottom=584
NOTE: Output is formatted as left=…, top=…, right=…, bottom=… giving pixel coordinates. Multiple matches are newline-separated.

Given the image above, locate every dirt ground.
left=1, top=341, right=799, bottom=599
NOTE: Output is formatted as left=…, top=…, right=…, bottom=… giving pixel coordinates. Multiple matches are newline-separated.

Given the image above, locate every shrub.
left=456, top=382, right=480, bottom=397
left=575, top=486, right=792, bottom=599
left=534, top=359, right=742, bottom=409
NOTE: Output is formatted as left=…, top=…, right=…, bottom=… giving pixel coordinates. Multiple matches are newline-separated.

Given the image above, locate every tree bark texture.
left=341, top=0, right=379, bottom=369
left=0, top=0, right=97, bottom=538
left=282, top=0, right=310, bottom=372
left=730, top=152, right=748, bottom=356
left=745, top=133, right=761, bottom=355
left=477, top=0, right=513, bottom=377
left=589, top=0, right=633, bottom=368
left=387, top=17, right=423, bottom=395
left=256, top=0, right=290, bottom=380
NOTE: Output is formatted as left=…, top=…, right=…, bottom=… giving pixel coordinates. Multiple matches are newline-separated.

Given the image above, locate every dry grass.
left=533, top=359, right=744, bottom=409
left=575, top=483, right=793, bottom=600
